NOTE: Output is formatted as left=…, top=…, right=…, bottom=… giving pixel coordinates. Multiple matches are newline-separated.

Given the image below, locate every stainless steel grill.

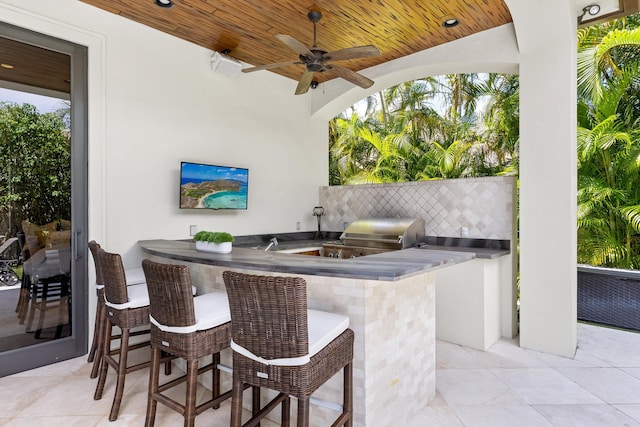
left=322, top=218, right=425, bottom=258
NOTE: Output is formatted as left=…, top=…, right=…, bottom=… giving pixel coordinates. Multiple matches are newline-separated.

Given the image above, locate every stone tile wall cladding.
left=319, top=176, right=516, bottom=240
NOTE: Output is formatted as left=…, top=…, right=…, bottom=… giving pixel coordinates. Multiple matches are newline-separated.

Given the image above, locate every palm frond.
left=621, top=205, right=640, bottom=232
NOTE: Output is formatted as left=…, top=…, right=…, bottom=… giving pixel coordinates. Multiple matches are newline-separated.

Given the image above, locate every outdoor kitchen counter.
left=137, top=238, right=501, bottom=426
left=416, top=243, right=509, bottom=259
left=138, top=238, right=476, bottom=281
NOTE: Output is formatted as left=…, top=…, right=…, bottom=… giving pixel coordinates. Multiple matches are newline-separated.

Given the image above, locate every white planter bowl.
left=195, top=241, right=232, bottom=254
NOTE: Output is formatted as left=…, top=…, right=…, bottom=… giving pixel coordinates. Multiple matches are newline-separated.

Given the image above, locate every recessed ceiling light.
left=154, top=0, right=173, bottom=8
left=0, top=63, right=14, bottom=69
left=442, top=18, right=460, bottom=28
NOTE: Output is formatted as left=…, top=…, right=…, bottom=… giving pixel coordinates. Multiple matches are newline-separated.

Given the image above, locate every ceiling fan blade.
left=324, top=45, right=380, bottom=61
left=275, top=34, right=314, bottom=58
left=242, top=61, right=300, bottom=73
left=295, top=70, right=315, bottom=95
left=326, top=64, right=374, bottom=89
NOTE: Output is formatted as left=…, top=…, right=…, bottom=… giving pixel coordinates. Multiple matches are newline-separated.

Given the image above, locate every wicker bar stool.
left=141, top=259, right=233, bottom=427
left=87, top=241, right=148, bottom=379
left=222, top=271, right=354, bottom=427
left=93, top=248, right=167, bottom=421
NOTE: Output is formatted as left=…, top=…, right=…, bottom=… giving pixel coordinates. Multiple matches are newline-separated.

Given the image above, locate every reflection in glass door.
left=0, top=92, right=72, bottom=350
left=0, top=25, right=87, bottom=377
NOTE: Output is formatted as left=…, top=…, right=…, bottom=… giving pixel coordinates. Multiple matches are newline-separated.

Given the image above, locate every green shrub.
left=193, top=231, right=234, bottom=244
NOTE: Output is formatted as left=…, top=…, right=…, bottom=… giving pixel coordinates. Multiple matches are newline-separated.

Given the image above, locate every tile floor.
left=0, top=323, right=639, bottom=426
left=415, top=323, right=640, bottom=427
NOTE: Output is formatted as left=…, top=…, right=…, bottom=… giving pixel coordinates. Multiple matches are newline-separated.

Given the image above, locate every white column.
left=505, top=0, right=577, bottom=357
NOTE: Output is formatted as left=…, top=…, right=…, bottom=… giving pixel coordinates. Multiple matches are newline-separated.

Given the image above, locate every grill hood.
left=339, top=218, right=425, bottom=250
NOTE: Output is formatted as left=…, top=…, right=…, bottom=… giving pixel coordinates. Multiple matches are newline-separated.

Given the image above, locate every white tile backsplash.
left=319, top=176, right=515, bottom=240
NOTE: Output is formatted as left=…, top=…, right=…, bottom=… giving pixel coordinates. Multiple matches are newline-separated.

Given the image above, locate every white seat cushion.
left=150, top=290, right=230, bottom=334
left=193, top=291, right=231, bottom=330
left=124, top=267, right=146, bottom=285
left=307, top=309, right=350, bottom=358
left=231, top=309, right=349, bottom=366
left=104, top=283, right=149, bottom=310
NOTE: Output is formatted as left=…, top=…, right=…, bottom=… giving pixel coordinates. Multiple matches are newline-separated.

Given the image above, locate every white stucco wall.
left=311, top=23, right=520, bottom=120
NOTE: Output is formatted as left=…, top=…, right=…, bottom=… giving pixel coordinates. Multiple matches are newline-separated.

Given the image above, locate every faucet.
left=264, top=237, right=279, bottom=251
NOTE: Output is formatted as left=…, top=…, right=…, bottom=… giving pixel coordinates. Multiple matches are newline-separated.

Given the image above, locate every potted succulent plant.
left=193, top=231, right=234, bottom=254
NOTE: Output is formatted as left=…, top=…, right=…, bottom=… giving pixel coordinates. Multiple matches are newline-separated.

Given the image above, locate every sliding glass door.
left=0, top=23, right=88, bottom=376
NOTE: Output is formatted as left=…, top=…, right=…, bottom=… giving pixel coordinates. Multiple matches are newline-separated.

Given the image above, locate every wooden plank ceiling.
left=0, top=37, right=70, bottom=94
left=79, top=0, right=513, bottom=85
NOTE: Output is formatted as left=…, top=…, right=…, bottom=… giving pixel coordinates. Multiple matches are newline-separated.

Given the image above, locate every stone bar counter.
left=138, top=238, right=476, bottom=426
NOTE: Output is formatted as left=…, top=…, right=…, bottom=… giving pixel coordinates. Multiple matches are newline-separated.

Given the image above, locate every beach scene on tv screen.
left=180, top=162, right=248, bottom=209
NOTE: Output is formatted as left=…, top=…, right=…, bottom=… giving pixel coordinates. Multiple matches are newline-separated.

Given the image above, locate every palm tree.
left=329, top=113, right=368, bottom=185
left=328, top=72, right=520, bottom=184
left=474, top=73, right=520, bottom=175
left=577, top=116, right=637, bottom=266
left=577, top=20, right=640, bottom=267
left=421, top=139, right=473, bottom=179
left=343, top=128, right=417, bottom=184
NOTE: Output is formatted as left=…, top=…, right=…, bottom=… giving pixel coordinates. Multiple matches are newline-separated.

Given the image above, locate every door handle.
left=73, top=229, right=81, bottom=261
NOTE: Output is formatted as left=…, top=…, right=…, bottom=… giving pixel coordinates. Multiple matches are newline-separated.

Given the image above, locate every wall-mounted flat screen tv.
left=180, top=161, right=248, bottom=210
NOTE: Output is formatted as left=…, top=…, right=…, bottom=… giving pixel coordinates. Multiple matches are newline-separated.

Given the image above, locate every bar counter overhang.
left=138, top=238, right=490, bottom=426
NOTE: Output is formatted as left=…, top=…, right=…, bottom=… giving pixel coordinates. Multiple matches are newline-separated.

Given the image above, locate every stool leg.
left=296, top=396, right=310, bottom=427
left=184, top=359, right=199, bottom=427
left=212, top=352, right=221, bottom=409
left=54, top=278, right=69, bottom=339
left=230, top=375, right=244, bottom=427
left=17, top=274, right=31, bottom=323
left=25, top=280, right=39, bottom=332
left=344, top=362, right=353, bottom=427
left=252, top=386, right=260, bottom=419
left=15, top=274, right=27, bottom=313
left=94, top=317, right=112, bottom=401
left=90, top=299, right=106, bottom=378
left=88, top=290, right=102, bottom=363
left=251, top=386, right=261, bottom=416
left=87, top=323, right=97, bottom=362
left=281, top=396, right=290, bottom=427
left=145, top=346, right=161, bottom=427
left=164, top=351, right=172, bottom=375
left=34, top=281, right=49, bottom=338
left=109, top=327, right=130, bottom=421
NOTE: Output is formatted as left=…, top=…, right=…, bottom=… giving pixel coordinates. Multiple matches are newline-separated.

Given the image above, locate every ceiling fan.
left=242, top=11, right=380, bottom=95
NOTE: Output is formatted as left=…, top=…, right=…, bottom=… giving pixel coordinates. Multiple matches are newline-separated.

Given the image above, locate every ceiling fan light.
left=154, top=0, right=173, bottom=8
left=442, top=18, right=460, bottom=28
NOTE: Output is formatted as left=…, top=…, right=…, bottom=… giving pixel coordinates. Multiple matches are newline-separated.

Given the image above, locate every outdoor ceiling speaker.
left=211, top=51, right=242, bottom=78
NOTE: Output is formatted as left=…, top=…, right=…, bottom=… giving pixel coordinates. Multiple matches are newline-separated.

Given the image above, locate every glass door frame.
left=0, top=22, right=88, bottom=377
